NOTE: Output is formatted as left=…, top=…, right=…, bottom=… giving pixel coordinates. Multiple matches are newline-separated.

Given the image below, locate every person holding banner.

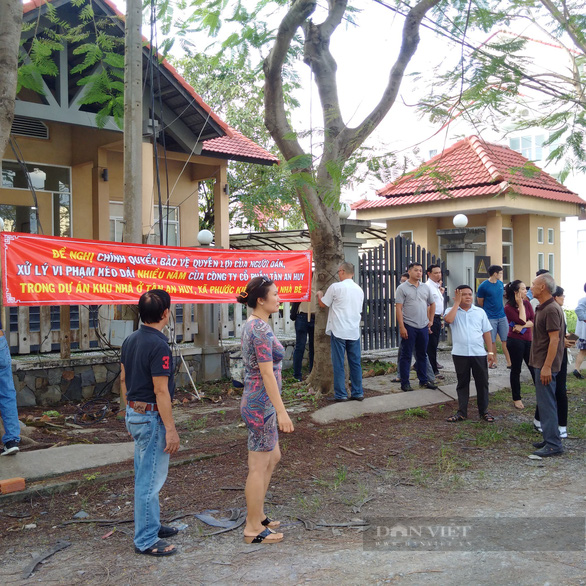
left=121, top=289, right=180, bottom=557
left=237, top=277, right=294, bottom=544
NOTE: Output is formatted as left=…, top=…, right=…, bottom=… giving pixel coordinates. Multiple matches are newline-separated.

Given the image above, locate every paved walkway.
left=1, top=357, right=518, bottom=490
left=312, top=360, right=512, bottom=424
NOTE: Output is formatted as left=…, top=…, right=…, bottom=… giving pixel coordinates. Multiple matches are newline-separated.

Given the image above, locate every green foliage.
left=565, top=310, right=577, bottom=334
left=418, top=0, right=586, bottom=177
left=18, top=0, right=125, bottom=129
left=42, top=410, right=61, bottom=417
left=173, top=51, right=304, bottom=231
left=402, top=407, right=431, bottom=419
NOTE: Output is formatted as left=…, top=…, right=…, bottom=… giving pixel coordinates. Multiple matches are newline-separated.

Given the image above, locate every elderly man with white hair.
left=529, top=272, right=566, bottom=458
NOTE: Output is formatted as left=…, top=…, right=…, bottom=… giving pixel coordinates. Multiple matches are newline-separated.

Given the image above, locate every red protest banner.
left=1, top=233, right=312, bottom=306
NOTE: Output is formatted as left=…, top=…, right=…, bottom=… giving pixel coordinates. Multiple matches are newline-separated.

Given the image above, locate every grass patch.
left=401, top=406, right=430, bottom=419
left=437, top=444, right=471, bottom=476
left=488, top=388, right=513, bottom=406
left=409, top=466, right=431, bottom=486
left=473, top=426, right=506, bottom=447
left=296, top=493, right=323, bottom=515
left=512, top=422, right=536, bottom=439
left=184, top=416, right=208, bottom=431
left=313, top=465, right=349, bottom=491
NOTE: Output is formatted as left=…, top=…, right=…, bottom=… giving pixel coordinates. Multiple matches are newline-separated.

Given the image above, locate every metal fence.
left=359, top=235, right=447, bottom=351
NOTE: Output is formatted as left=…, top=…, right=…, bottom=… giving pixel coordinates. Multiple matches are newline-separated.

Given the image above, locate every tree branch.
left=338, top=0, right=441, bottom=159
left=264, top=0, right=317, bottom=162
left=301, top=0, right=347, bottom=147
left=540, top=0, right=586, bottom=56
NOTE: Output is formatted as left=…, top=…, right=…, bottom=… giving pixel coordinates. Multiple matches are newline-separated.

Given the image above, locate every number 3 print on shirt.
left=162, top=355, right=170, bottom=370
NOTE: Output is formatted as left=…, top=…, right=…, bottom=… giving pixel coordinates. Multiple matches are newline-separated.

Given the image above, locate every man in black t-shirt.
left=121, top=289, right=180, bottom=556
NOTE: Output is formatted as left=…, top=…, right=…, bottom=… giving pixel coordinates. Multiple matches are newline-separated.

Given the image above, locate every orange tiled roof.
left=202, top=127, right=280, bottom=165
left=354, top=136, right=584, bottom=209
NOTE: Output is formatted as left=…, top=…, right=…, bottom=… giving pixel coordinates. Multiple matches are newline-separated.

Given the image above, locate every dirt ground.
left=1, top=372, right=585, bottom=585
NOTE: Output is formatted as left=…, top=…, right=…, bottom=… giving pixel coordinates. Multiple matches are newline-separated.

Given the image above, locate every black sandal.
left=158, top=525, right=179, bottom=538
left=243, top=528, right=283, bottom=544
left=135, top=539, right=177, bottom=556
left=261, top=516, right=280, bottom=529
left=446, top=414, right=466, bottom=422
left=482, top=413, right=495, bottom=423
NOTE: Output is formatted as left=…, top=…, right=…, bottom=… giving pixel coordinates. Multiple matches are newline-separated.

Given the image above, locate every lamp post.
left=438, top=214, right=482, bottom=293
left=197, top=229, right=214, bottom=246
left=193, top=229, right=223, bottom=380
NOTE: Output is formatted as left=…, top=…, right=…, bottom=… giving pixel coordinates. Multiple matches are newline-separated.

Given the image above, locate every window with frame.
left=147, top=206, right=180, bottom=247
left=109, top=201, right=124, bottom=242
left=399, top=230, right=413, bottom=242
left=109, top=203, right=180, bottom=246
left=547, top=228, right=554, bottom=245
left=1, top=160, right=71, bottom=236
left=502, top=228, right=513, bottom=282
left=537, top=227, right=544, bottom=244
left=509, top=134, right=546, bottom=161
left=548, top=253, right=554, bottom=277
left=538, top=252, right=545, bottom=270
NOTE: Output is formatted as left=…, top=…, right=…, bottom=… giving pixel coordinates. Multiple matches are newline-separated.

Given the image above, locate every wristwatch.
left=488, top=352, right=495, bottom=355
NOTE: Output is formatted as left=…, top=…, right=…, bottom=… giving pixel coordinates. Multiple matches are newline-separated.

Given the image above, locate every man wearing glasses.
left=317, top=262, right=364, bottom=402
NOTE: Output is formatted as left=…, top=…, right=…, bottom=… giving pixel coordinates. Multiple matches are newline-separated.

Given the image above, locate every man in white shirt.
left=317, top=262, right=364, bottom=402
left=425, top=264, right=445, bottom=378
left=444, top=285, right=496, bottom=423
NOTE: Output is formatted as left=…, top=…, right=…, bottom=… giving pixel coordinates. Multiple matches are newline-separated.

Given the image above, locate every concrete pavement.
left=0, top=442, right=135, bottom=483
left=311, top=358, right=515, bottom=424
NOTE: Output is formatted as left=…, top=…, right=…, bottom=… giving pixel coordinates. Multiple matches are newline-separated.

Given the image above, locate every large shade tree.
left=0, top=0, right=23, bottom=160
left=186, top=0, right=441, bottom=392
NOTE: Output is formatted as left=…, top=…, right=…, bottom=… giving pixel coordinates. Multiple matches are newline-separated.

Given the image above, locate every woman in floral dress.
left=236, top=276, right=294, bottom=544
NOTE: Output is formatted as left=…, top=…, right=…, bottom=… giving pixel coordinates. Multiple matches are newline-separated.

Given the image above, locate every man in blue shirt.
left=121, top=289, right=180, bottom=556
left=476, top=264, right=512, bottom=369
left=444, top=285, right=496, bottom=422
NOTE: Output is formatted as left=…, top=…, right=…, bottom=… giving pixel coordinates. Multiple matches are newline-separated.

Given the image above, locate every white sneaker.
left=533, top=419, right=542, bottom=433
left=559, top=426, right=568, bottom=439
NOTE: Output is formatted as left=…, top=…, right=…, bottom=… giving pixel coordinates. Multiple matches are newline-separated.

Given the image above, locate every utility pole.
left=123, top=0, right=142, bottom=244
left=120, top=0, right=143, bottom=411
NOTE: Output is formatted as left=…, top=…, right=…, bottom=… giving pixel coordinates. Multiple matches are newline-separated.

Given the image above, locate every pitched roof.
left=22, top=0, right=278, bottom=165
left=202, top=127, right=280, bottom=166
left=354, top=135, right=584, bottom=210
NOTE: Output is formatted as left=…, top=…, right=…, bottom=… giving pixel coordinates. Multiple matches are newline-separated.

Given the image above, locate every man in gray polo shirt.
left=395, top=262, right=439, bottom=392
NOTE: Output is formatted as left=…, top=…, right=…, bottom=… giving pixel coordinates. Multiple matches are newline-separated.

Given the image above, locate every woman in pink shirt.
left=504, top=280, right=536, bottom=409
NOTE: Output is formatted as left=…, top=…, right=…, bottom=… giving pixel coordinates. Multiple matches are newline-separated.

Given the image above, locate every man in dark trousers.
left=395, top=262, right=438, bottom=392
left=121, top=289, right=180, bottom=556
left=425, top=264, right=445, bottom=379
left=444, top=285, right=496, bottom=422
left=529, top=273, right=566, bottom=457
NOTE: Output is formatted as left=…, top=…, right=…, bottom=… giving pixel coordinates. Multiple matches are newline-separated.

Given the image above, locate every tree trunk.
left=0, top=0, right=23, bottom=160
left=306, top=199, right=344, bottom=394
